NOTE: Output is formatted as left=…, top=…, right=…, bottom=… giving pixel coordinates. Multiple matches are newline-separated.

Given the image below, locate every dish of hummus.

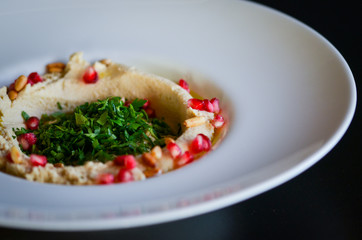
left=0, top=52, right=225, bottom=185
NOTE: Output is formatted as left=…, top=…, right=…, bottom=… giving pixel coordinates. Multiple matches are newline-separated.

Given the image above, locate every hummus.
left=0, top=52, right=216, bottom=185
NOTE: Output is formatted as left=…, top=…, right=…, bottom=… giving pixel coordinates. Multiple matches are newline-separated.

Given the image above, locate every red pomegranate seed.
left=203, top=99, right=214, bottom=113
left=179, top=79, right=190, bottom=93
left=190, top=134, right=203, bottom=154
left=212, top=114, right=225, bottom=128
left=190, top=134, right=211, bottom=154
left=210, top=98, right=220, bottom=114
left=176, top=151, right=194, bottom=166
left=30, top=154, right=47, bottom=167
left=124, top=100, right=131, bottom=107
left=82, top=66, right=98, bottom=84
left=5, top=152, right=12, bottom=163
left=201, top=134, right=212, bottom=151
left=18, top=137, right=30, bottom=150
left=117, top=169, right=134, bottom=183
left=142, top=99, right=150, bottom=109
left=114, top=155, right=137, bottom=170
left=18, top=133, right=37, bottom=151
left=26, top=116, right=40, bottom=130
left=187, top=98, right=204, bottom=110
left=97, top=173, right=115, bottom=185
left=27, top=72, right=42, bottom=85
left=167, top=142, right=182, bottom=159
left=145, top=108, right=156, bottom=118
left=8, top=83, right=15, bottom=92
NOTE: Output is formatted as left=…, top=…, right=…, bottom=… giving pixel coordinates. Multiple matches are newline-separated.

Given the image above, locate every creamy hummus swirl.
left=0, top=52, right=214, bottom=185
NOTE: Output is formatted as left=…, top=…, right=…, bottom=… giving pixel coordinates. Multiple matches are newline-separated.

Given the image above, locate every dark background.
left=1, top=1, right=361, bottom=239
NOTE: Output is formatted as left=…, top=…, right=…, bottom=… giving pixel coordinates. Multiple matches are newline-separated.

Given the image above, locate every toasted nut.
left=142, top=152, right=157, bottom=168
left=184, top=116, right=206, bottom=128
left=8, top=90, right=18, bottom=100
left=164, top=137, right=175, bottom=145
left=47, top=67, right=64, bottom=73
left=143, top=168, right=162, bottom=178
left=10, top=146, right=22, bottom=164
left=54, top=163, right=64, bottom=168
left=99, top=59, right=112, bottom=66
left=46, top=62, right=65, bottom=73
left=47, top=62, right=66, bottom=68
left=14, top=75, right=27, bottom=91
left=151, top=146, right=162, bottom=160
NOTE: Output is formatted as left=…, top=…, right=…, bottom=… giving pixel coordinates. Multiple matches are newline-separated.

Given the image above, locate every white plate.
left=0, top=0, right=356, bottom=231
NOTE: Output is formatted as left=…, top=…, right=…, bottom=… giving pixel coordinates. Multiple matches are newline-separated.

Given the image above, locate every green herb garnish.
left=57, top=102, right=63, bottom=110
left=14, top=97, right=176, bottom=166
left=21, top=111, right=29, bottom=121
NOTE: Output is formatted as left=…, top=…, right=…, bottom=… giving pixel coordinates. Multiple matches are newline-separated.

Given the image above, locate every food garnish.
left=0, top=52, right=227, bottom=185
left=14, top=97, right=176, bottom=166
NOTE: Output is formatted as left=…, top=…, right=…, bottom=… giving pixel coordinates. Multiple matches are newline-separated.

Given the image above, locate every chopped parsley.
left=21, top=111, right=30, bottom=121
left=14, top=97, right=176, bottom=166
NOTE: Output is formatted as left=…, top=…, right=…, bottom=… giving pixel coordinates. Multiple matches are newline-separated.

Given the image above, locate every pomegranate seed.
left=82, top=66, right=98, bottom=84
left=176, top=151, right=194, bottom=167
left=27, top=72, right=42, bottom=85
left=114, top=155, right=137, bottom=170
left=179, top=79, right=190, bottom=93
left=190, top=134, right=203, bottom=154
left=30, top=154, right=47, bottom=167
left=167, top=142, right=182, bottom=159
left=26, top=116, right=40, bottom=130
left=212, top=114, right=225, bottom=128
left=117, top=169, right=134, bottom=183
left=114, top=155, right=127, bottom=165
left=201, top=134, right=212, bottom=151
left=8, top=83, right=15, bottom=92
left=203, top=99, right=214, bottom=112
left=18, top=133, right=37, bottom=151
left=142, top=99, right=150, bottom=109
left=124, top=100, right=131, bottom=107
left=210, top=98, right=220, bottom=114
left=145, top=108, right=156, bottom=118
left=190, top=134, right=211, bottom=154
left=18, top=137, right=30, bottom=150
left=97, top=173, right=115, bottom=185
left=5, top=152, right=12, bottom=163
left=187, top=98, right=204, bottom=110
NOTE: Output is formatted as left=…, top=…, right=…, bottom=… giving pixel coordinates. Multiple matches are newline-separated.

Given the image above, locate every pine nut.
left=10, top=146, right=22, bottom=164
left=46, top=62, right=65, bottom=73
left=164, top=137, right=175, bottom=145
left=47, top=62, right=65, bottom=68
left=100, top=59, right=112, bottom=66
left=8, top=90, right=18, bottom=100
left=142, top=152, right=157, bottom=168
left=47, top=67, right=64, bottom=73
left=54, top=163, right=64, bottom=168
left=184, top=116, right=206, bottom=128
left=143, top=168, right=162, bottom=178
left=151, top=146, right=162, bottom=160
left=14, top=75, right=27, bottom=91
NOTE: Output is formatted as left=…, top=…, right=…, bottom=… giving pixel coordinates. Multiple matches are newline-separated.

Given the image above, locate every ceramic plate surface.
left=0, top=0, right=356, bottom=230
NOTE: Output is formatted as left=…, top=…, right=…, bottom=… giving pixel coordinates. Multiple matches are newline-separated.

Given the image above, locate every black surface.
left=1, top=1, right=361, bottom=239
